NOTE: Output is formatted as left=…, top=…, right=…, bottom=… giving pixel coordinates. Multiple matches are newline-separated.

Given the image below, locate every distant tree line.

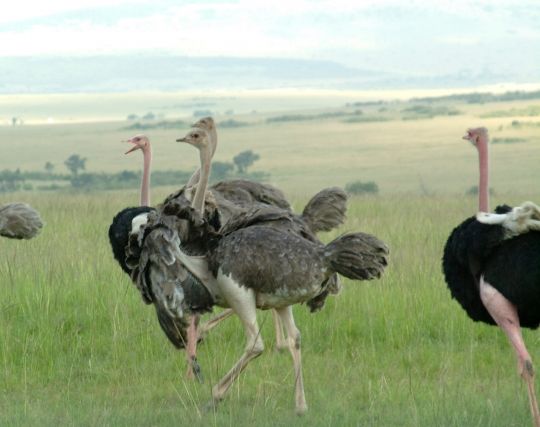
left=0, top=149, right=266, bottom=193
left=412, top=90, right=540, bottom=105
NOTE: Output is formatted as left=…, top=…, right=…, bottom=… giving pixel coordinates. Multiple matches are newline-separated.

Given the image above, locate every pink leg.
left=480, top=277, right=540, bottom=427
left=197, top=309, right=234, bottom=340
left=185, top=314, right=203, bottom=383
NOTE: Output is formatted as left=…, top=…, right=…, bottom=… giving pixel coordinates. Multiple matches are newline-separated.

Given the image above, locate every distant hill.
left=0, top=55, right=538, bottom=94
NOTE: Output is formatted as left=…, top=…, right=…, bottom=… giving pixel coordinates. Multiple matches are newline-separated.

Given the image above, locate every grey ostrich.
left=181, top=117, right=347, bottom=351
left=109, top=123, right=347, bottom=383
left=131, top=128, right=389, bottom=414
left=0, top=203, right=43, bottom=239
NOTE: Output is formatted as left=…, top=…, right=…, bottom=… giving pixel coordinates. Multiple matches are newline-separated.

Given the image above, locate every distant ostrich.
left=0, top=202, right=43, bottom=239
left=443, top=127, right=540, bottom=427
left=131, top=127, right=389, bottom=414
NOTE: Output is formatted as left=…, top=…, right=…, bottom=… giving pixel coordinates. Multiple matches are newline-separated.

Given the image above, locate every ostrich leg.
left=197, top=309, right=235, bottom=340
left=198, top=308, right=286, bottom=351
left=206, top=278, right=264, bottom=410
left=272, top=309, right=287, bottom=351
left=275, top=305, right=307, bottom=415
left=185, top=315, right=203, bottom=382
left=480, top=277, right=540, bottom=427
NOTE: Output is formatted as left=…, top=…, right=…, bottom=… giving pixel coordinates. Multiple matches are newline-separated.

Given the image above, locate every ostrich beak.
left=176, top=137, right=187, bottom=143
left=123, top=139, right=140, bottom=155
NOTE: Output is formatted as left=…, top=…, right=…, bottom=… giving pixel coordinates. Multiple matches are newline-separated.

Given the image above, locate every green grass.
left=2, top=191, right=540, bottom=426
left=1, top=92, right=540, bottom=425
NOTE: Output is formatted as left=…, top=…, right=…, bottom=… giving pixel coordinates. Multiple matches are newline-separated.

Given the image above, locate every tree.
left=44, top=161, right=54, bottom=174
left=64, top=154, right=86, bottom=176
left=212, top=161, right=234, bottom=180
left=233, top=150, right=260, bottom=174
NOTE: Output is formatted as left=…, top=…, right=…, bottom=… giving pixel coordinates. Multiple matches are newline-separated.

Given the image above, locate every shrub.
left=345, top=180, right=379, bottom=195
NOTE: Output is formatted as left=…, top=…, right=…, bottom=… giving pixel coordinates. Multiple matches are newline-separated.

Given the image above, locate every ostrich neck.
left=477, top=142, right=489, bottom=212
left=185, top=128, right=217, bottom=188
left=140, top=147, right=152, bottom=207
left=191, top=149, right=211, bottom=213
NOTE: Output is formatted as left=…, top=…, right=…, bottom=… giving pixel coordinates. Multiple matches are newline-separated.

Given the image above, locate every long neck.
left=477, top=141, right=489, bottom=212
left=140, top=146, right=152, bottom=207
left=185, top=128, right=217, bottom=188
left=191, top=148, right=211, bottom=213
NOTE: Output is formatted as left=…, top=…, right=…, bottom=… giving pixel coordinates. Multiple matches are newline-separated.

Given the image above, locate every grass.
left=1, top=91, right=540, bottom=425
left=2, top=190, right=540, bottom=426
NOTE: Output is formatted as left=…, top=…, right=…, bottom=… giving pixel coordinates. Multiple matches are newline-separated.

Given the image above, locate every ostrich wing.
left=301, top=187, right=347, bottom=233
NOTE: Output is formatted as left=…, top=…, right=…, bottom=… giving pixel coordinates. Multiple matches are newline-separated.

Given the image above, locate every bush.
left=345, top=180, right=379, bottom=195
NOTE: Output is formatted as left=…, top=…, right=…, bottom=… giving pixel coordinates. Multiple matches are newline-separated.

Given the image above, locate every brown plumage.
left=128, top=128, right=389, bottom=414
left=0, top=203, right=43, bottom=239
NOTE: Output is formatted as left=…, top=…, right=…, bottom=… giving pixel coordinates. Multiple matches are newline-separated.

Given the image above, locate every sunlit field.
left=1, top=91, right=540, bottom=426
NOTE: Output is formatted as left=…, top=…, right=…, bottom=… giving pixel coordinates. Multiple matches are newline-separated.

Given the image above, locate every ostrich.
left=182, top=117, right=347, bottom=349
left=442, top=127, right=540, bottom=427
left=131, top=127, right=389, bottom=413
left=0, top=202, right=43, bottom=239
left=109, top=124, right=347, bottom=381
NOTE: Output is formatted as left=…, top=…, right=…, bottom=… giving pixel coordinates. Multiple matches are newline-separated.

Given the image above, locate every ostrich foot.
left=185, top=356, right=204, bottom=383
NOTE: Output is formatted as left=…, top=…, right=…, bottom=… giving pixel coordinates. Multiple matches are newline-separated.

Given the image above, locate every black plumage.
left=109, top=206, right=154, bottom=275
left=483, top=231, right=540, bottom=329
left=442, top=205, right=511, bottom=325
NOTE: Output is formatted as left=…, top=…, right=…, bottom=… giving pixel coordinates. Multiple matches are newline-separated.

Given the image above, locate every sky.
left=2, top=0, right=540, bottom=80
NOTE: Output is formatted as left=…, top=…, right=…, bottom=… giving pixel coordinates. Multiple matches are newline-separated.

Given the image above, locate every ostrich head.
left=463, top=127, right=489, bottom=148
left=176, top=128, right=211, bottom=151
left=124, top=134, right=150, bottom=154
left=192, top=116, right=214, bottom=132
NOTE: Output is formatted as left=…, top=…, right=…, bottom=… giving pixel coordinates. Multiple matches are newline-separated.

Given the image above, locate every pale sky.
left=2, top=0, right=540, bottom=75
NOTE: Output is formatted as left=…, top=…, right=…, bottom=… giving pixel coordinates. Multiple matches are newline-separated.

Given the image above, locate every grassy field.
left=1, top=91, right=540, bottom=426
left=2, top=190, right=540, bottom=427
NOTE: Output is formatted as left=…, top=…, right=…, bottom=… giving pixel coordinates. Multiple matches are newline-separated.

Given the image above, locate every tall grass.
left=2, top=191, right=539, bottom=426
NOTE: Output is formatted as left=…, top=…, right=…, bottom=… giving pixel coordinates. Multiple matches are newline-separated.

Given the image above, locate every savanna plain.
left=1, top=91, right=540, bottom=426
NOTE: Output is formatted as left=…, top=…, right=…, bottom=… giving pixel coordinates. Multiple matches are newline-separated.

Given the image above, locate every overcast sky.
left=2, top=0, right=539, bottom=77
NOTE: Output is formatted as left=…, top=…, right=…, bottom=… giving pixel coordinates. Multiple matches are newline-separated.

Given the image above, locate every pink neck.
left=477, top=140, right=489, bottom=212
left=140, top=146, right=152, bottom=207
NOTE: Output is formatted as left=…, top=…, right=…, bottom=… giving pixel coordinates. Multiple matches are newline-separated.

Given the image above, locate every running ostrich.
left=0, top=202, right=43, bottom=239
left=443, top=127, right=540, bottom=427
left=109, top=121, right=347, bottom=381
left=130, top=127, right=389, bottom=414
left=180, top=117, right=347, bottom=353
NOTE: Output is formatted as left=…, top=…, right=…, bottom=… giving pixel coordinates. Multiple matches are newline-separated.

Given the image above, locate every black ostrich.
left=443, top=127, right=540, bottom=427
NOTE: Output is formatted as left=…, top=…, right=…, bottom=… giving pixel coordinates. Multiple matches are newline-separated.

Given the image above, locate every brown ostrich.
left=443, top=127, right=540, bottom=427
left=131, top=127, right=388, bottom=414
left=0, top=202, right=43, bottom=239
